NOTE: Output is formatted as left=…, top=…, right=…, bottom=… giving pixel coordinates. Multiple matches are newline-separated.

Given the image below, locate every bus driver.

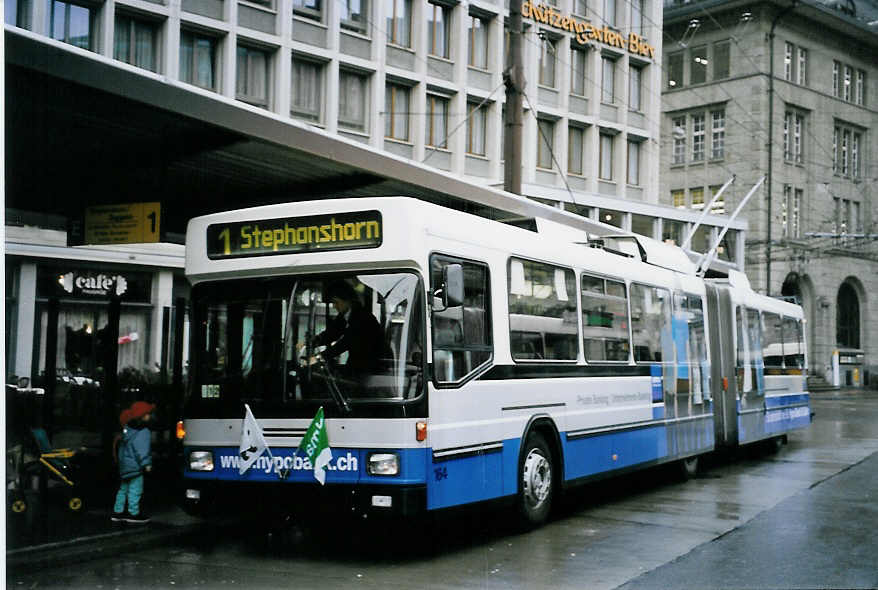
left=299, top=280, right=385, bottom=379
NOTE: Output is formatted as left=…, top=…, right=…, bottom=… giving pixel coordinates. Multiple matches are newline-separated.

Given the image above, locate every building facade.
left=661, top=0, right=878, bottom=385
left=6, top=0, right=748, bottom=261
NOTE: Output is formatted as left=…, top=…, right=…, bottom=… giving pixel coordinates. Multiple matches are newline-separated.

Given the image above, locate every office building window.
left=783, top=111, right=803, bottom=163
left=691, top=113, right=705, bottom=161
left=797, top=47, right=807, bottom=85
left=627, top=140, right=640, bottom=186
left=852, top=132, right=861, bottom=179
left=468, top=14, right=489, bottom=70
left=114, top=14, right=158, bottom=72
left=599, top=133, right=613, bottom=180
left=180, top=30, right=218, bottom=91
left=631, top=0, right=643, bottom=35
left=783, top=112, right=791, bottom=160
left=780, top=184, right=793, bottom=238
left=604, top=0, right=616, bottom=27
left=852, top=200, right=860, bottom=233
left=467, top=101, right=487, bottom=156
left=568, top=126, right=586, bottom=176
left=843, top=65, right=852, bottom=102
left=629, top=65, right=642, bottom=112
left=294, top=0, right=323, bottom=21
left=784, top=42, right=793, bottom=81
left=601, top=56, right=616, bottom=103
left=833, top=126, right=839, bottom=173
left=833, top=197, right=841, bottom=233
left=710, top=110, right=724, bottom=159
left=50, top=0, right=94, bottom=51
left=539, top=36, right=557, bottom=87
left=856, top=70, right=865, bottom=105
left=713, top=40, right=730, bottom=80
left=667, top=52, right=683, bottom=88
left=427, top=2, right=450, bottom=59
left=385, top=83, right=411, bottom=141
left=386, top=0, right=411, bottom=48
left=832, top=61, right=841, bottom=98
left=571, top=47, right=589, bottom=96
left=833, top=123, right=862, bottom=177
left=341, top=0, right=368, bottom=33
left=793, top=114, right=803, bottom=164
left=672, top=116, right=686, bottom=165
left=710, top=185, right=725, bottom=214
left=426, top=94, right=449, bottom=148
left=291, top=58, right=323, bottom=122
left=690, top=187, right=704, bottom=210
left=792, top=189, right=802, bottom=238
left=671, top=189, right=685, bottom=209
left=690, top=45, right=707, bottom=85
left=5, top=0, right=31, bottom=28
left=338, top=69, right=369, bottom=132
left=236, top=45, right=270, bottom=108
left=537, top=118, right=555, bottom=169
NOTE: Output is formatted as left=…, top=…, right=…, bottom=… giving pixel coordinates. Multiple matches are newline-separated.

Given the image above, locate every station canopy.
left=6, top=29, right=620, bottom=243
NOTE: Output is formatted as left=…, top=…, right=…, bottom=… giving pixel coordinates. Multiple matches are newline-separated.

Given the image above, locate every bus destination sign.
left=206, top=210, right=383, bottom=259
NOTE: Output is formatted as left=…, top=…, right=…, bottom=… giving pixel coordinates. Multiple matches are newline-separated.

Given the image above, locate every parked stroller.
left=7, top=428, right=85, bottom=516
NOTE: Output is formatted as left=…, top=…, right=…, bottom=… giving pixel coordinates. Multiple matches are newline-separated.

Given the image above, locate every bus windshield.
left=190, top=272, right=424, bottom=416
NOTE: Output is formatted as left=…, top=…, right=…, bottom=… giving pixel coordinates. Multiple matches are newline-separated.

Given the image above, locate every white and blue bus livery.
left=180, top=197, right=810, bottom=526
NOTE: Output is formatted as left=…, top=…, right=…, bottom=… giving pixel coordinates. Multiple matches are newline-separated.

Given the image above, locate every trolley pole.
left=504, top=1, right=525, bottom=195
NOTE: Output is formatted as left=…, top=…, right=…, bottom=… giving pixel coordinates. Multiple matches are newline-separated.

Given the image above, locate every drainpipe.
left=767, top=0, right=798, bottom=295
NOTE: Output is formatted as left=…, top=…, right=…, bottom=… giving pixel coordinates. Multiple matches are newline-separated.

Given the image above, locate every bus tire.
left=679, top=455, right=699, bottom=480
left=516, top=431, right=554, bottom=529
left=767, top=435, right=787, bottom=454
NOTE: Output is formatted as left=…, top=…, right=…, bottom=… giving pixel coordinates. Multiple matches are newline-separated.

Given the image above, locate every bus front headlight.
left=367, top=453, right=399, bottom=476
left=189, top=451, right=214, bottom=471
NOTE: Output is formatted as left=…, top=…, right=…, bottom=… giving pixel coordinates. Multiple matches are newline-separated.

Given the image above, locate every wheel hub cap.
left=523, top=449, right=551, bottom=507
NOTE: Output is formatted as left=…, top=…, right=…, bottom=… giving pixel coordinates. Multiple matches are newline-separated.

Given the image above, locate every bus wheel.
left=517, top=432, right=554, bottom=528
left=767, top=435, right=787, bottom=454
left=679, top=455, right=699, bottom=480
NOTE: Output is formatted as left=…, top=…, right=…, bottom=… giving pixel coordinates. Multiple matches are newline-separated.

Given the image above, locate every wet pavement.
left=6, top=389, right=878, bottom=589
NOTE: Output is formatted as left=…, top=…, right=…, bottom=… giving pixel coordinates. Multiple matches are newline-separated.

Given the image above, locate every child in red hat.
left=112, top=401, right=155, bottom=524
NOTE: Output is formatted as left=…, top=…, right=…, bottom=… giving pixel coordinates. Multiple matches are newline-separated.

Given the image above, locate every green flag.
left=299, top=406, right=332, bottom=485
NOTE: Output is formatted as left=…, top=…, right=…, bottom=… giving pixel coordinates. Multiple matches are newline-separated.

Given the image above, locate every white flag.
left=238, top=404, right=269, bottom=475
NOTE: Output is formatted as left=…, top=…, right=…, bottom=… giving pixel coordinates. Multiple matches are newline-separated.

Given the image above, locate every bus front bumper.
left=181, top=480, right=427, bottom=520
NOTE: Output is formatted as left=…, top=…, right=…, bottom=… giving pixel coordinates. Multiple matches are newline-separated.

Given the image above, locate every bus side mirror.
left=443, top=264, right=464, bottom=308
left=433, top=264, right=464, bottom=311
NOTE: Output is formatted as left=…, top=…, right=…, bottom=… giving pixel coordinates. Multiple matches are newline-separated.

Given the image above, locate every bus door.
left=705, top=284, right=738, bottom=449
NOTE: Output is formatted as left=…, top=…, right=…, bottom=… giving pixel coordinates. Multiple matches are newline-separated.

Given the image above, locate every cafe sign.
left=37, top=267, right=152, bottom=303
left=521, top=1, right=656, bottom=59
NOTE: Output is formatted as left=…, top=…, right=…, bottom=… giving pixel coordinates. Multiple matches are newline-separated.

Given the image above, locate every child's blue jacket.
left=118, top=425, right=152, bottom=480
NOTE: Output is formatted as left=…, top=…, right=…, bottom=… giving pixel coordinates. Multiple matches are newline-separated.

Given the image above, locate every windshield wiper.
left=316, top=361, right=351, bottom=414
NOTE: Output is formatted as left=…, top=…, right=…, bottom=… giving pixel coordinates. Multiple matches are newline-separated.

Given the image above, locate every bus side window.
left=762, top=312, right=783, bottom=371
left=736, top=306, right=753, bottom=394
left=581, top=274, right=630, bottom=362
left=507, top=258, right=578, bottom=361
left=673, top=293, right=707, bottom=401
left=630, top=283, right=671, bottom=363
left=430, top=255, right=492, bottom=385
left=783, top=316, right=804, bottom=370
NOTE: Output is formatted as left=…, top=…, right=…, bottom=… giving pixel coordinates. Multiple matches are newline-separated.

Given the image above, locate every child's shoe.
left=124, top=512, right=151, bottom=524
left=111, top=511, right=127, bottom=522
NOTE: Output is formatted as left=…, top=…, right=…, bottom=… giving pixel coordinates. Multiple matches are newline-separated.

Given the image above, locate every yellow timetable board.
left=84, top=202, right=161, bottom=245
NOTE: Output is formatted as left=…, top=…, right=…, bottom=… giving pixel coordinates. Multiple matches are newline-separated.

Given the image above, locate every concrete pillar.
left=150, top=270, right=174, bottom=370
left=15, top=262, right=38, bottom=380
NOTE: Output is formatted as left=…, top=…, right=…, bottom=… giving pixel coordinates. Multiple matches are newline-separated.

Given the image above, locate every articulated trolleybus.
left=180, top=197, right=810, bottom=527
